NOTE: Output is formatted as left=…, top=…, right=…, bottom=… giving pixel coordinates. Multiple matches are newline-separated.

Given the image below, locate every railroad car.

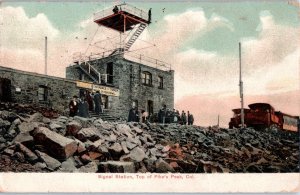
left=229, top=103, right=299, bottom=132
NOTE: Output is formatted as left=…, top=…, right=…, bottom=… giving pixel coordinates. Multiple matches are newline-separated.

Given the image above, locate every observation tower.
left=93, top=3, right=151, bottom=53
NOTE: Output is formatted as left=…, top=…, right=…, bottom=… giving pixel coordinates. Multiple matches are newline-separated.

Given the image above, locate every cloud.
left=0, top=6, right=59, bottom=50
left=167, top=10, right=299, bottom=100
left=130, top=9, right=234, bottom=60
left=242, top=11, right=299, bottom=70
left=0, top=6, right=61, bottom=75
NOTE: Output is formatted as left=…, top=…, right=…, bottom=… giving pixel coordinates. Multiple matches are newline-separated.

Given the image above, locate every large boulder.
left=33, top=127, right=77, bottom=160
left=49, top=122, right=63, bottom=130
left=66, top=121, right=82, bottom=136
left=74, top=116, right=92, bottom=128
left=76, top=128, right=102, bottom=142
left=98, top=161, right=135, bottom=173
left=13, top=132, right=34, bottom=148
left=15, top=142, right=38, bottom=163
left=116, top=124, right=133, bottom=137
left=28, top=113, right=44, bottom=123
left=155, top=158, right=175, bottom=173
left=121, top=147, right=145, bottom=162
left=35, top=150, right=61, bottom=171
left=18, top=122, right=38, bottom=133
left=60, top=157, right=78, bottom=172
left=78, top=161, right=98, bottom=173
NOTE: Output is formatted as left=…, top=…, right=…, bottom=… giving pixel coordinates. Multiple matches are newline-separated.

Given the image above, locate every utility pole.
left=239, top=42, right=245, bottom=128
left=45, top=36, right=48, bottom=75
left=217, top=114, right=220, bottom=128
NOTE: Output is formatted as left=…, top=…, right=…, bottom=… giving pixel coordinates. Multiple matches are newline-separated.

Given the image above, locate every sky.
left=0, top=0, right=299, bottom=127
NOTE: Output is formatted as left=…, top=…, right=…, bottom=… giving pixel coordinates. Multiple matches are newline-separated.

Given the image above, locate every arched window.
left=141, top=71, right=152, bottom=86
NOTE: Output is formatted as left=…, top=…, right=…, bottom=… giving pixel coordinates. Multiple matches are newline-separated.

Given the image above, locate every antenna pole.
left=45, top=36, right=48, bottom=75
left=239, top=42, right=245, bottom=128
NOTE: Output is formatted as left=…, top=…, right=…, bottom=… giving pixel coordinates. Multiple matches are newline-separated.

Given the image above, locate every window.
left=38, top=86, right=48, bottom=102
left=158, top=76, right=163, bottom=89
left=141, top=71, right=152, bottom=86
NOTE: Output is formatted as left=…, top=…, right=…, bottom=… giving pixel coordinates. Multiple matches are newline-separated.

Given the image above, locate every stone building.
left=66, top=54, right=174, bottom=119
left=0, top=66, right=77, bottom=112
left=0, top=54, right=174, bottom=120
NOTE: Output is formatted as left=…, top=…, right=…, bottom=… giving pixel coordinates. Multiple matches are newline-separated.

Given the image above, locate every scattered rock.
left=60, top=157, right=78, bottom=172
left=33, top=127, right=77, bottom=160
left=77, top=128, right=102, bottom=142
left=28, top=113, right=44, bottom=123
left=35, top=150, right=61, bottom=170
left=78, top=161, right=98, bottom=173
left=13, top=132, right=34, bottom=147
left=49, top=122, right=63, bottom=130
left=66, top=121, right=82, bottom=136
left=128, top=147, right=146, bottom=162
left=155, top=158, right=175, bottom=173
left=16, top=142, right=38, bottom=163
left=99, top=161, right=135, bottom=173
left=18, top=122, right=38, bottom=133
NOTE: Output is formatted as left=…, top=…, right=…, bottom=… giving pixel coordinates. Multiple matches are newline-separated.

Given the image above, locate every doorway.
left=102, top=95, right=109, bottom=109
left=147, top=100, right=153, bottom=115
left=0, top=78, right=12, bottom=102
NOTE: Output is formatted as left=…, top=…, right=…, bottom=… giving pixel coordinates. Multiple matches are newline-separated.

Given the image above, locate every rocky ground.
left=0, top=103, right=299, bottom=173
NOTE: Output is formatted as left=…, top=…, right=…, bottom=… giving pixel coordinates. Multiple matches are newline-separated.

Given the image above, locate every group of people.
left=128, top=106, right=149, bottom=123
left=158, top=105, right=194, bottom=125
left=69, top=91, right=103, bottom=118
left=127, top=104, right=195, bottom=125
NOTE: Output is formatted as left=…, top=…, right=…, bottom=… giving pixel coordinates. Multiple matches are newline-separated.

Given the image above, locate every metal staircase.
left=124, top=23, right=147, bottom=51
left=109, top=23, right=147, bottom=56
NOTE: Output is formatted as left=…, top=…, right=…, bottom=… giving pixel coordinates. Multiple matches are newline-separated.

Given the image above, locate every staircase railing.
left=94, top=3, right=148, bottom=22
left=124, top=23, right=147, bottom=51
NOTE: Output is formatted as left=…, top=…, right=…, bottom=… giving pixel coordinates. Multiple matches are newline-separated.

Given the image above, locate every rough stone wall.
left=66, top=55, right=174, bottom=120
left=116, top=58, right=174, bottom=119
left=0, top=66, right=78, bottom=112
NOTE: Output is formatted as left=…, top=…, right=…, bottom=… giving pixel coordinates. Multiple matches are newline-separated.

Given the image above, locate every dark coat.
left=86, top=93, right=93, bottom=111
left=93, top=92, right=102, bottom=115
left=128, top=108, right=136, bottom=122
left=188, top=114, right=194, bottom=125
left=181, top=113, right=187, bottom=124
left=78, top=100, right=90, bottom=118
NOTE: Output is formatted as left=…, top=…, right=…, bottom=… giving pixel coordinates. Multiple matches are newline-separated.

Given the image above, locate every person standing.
left=113, top=6, right=119, bottom=14
left=128, top=107, right=135, bottom=122
left=69, top=95, right=78, bottom=117
left=181, top=110, right=187, bottom=125
left=85, top=90, right=93, bottom=111
left=78, top=97, right=90, bottom=118
left=93, top=91, right=102, bottom=115
left=148, top=8, right=152, bottom=23
left=188, top=111, right=194, bottom=125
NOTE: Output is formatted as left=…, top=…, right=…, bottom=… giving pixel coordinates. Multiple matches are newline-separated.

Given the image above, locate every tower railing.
left=72, top=51, right=172, bottom=72
left=94, top=3, right=148, bottom=22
